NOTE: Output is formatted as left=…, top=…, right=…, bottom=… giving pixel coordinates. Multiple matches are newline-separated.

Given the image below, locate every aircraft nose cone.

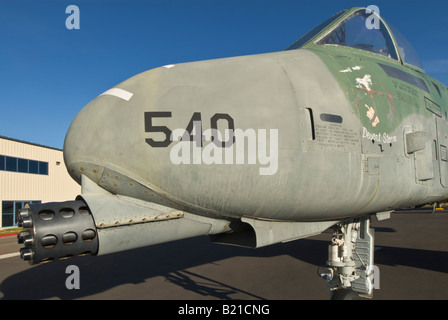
left=63, top=68, right=160, bottom=184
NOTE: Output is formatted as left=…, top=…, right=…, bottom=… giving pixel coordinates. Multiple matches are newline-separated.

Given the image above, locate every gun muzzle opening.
left=17, top=200, right=98, bottom=265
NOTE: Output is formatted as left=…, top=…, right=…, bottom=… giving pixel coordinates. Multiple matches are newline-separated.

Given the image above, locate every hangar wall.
left=0, top=136, right=81, bottom=228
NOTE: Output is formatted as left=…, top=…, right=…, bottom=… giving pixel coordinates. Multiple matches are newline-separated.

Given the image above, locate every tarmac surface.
left=0, top=209, right=447, bottom=301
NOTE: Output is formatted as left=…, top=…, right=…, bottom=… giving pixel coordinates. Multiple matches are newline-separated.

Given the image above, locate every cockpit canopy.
left=286, top=8, right=423, bottom=70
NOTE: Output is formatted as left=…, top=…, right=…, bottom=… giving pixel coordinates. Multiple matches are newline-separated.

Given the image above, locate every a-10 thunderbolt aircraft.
left=17, top=7, right=448, bottom=299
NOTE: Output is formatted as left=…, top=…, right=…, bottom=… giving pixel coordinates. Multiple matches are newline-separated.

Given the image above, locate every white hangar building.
left=0, top=136, right=81, bottom=229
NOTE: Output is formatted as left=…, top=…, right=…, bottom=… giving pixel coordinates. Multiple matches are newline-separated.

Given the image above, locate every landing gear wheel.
left=331, top=288, right=360, bottom=300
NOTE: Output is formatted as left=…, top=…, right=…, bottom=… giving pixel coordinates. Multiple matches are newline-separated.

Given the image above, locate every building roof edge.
left=0, top=135, right=62, bottom=152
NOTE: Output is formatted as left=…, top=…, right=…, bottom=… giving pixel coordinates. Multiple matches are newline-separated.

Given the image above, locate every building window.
left=2, top=201, right=14, bottom=228
left=1, top=201, right=41, bottom=228
left=6, top=156, right=17, bottom=171
left=39, top=161, right=49, bottom=175
left=18, top=158, right=28, bottom=173
left=29, top=160, right=38, bottom=174
left=0, top=155, right=49, bottom=175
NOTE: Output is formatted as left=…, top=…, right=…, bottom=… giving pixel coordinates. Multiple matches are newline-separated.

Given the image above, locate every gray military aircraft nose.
left=63, top=53, right=298, bottom=220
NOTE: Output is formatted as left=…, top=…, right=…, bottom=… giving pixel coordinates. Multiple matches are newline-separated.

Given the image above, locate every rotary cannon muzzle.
left=17, top=200, right=98, bottom=265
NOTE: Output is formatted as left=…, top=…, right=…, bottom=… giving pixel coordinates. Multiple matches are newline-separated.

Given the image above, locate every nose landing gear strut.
left=318, top=216, right=377, bottom=300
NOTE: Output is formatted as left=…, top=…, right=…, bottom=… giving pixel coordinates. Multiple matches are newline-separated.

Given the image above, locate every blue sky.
left=1, top=0, right=447, bottom=149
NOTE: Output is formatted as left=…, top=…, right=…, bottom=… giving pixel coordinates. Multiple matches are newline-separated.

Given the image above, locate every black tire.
left=331, top=288, right=360, bottom=300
